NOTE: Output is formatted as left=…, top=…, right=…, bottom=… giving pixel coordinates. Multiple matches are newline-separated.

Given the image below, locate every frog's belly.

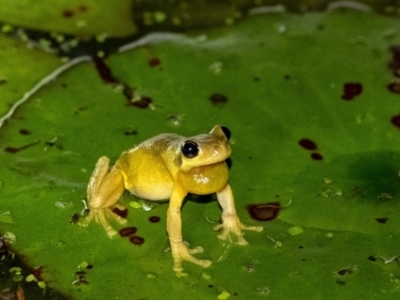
left=128, top=180, right=173, bottom=201
left=117, top=148, right=174, bottom=201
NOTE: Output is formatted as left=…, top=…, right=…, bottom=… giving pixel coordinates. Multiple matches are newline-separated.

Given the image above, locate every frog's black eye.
left=221, top=126, right=231, bottom=140
left=181, top=141, right=199, bottom=158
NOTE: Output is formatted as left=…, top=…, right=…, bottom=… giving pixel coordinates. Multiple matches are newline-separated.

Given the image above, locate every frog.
left=80, top=125, right=263, bottom=272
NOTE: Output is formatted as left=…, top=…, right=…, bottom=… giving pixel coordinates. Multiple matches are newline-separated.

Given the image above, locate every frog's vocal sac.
left=80, top=125, right=263, bottom=272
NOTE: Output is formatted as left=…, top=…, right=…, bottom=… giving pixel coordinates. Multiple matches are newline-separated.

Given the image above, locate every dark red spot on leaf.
left=119, top=227, right=137, bottom=237
left=124, top=129, right=138, bottom=135
left=375, top=217, right=389, bottom=224
left=149, top=58, right=161, bottom=67
left=342, top=82, right=363, bottom=100
left=93, top=57, right=117, bottom=83
left=78, top=5, right=88, bottom=12
left=391, top=114, right=400, bottom=129
left=4, top=141, right=39, bottom=153
left=210, top=93, right=227, bottom=104
left=311, top=153, right=323, bottom=161
left=130, top=236, right=145, bottom=245
left=247, top=202, right=280, bottom=221
left=298, top=138, right=317, bottom=150
left=19, top=129, right=30, bottom=135
left=388, top=82, right=400, bottom=94
left=336, top=279, right=346, bottom=285
left=129, top=96, right=153, bottom=109
left=337, top=268, right=353, bottom=276
left=62, top=10, right=74, bottom=18
left=388, top=45, right=400, bottom=76
left=32, top=266, right=44, bottom=282
left=122, top=85, right=133, bottom=100
left=122, top=85, right=153, bottom=109
left=112, top=207, right=128, bottom=218
left=69, top=213, right=80, bottom=224
left=149, top=216, right=160, bottom=223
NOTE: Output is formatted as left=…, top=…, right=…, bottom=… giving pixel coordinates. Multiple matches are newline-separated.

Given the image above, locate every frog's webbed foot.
left=79, top=205, right=127, bottom=237
left=170, top=241, right=212, bottom=272
left=213, top=214, right=263, bottom=245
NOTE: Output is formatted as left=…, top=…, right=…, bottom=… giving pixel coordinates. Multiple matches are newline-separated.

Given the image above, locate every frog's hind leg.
left=80, top=156, right=127, bottom=237
left=87, top=156, right=110, bottom=200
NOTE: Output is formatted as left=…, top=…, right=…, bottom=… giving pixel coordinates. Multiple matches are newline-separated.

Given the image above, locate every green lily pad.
left=1, top=8, right=400, bottom=299
left=0, top=0, right=136, bottom=37
left=0, top=34, right=62, bottom=117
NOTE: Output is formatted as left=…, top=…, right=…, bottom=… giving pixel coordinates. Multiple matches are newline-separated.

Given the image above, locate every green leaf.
left=0, top=34, right=62, bottom=117
left=1, top=8, right=400, bottom=299
left=0, top=0, right=136, bottom=37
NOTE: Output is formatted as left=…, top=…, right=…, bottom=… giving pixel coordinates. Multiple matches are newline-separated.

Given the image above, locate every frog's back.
left=115, top=133, right=183, bottom=201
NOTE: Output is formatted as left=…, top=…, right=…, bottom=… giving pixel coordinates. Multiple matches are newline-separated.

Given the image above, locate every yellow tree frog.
left=80, top=125, right=263, bottom=271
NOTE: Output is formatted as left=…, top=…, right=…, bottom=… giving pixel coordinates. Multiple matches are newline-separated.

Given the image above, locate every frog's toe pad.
left=241, top=224, right=263, bottom=232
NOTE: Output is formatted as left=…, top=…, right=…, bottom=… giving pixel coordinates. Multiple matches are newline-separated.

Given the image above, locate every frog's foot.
left=213, top=214, right=263, bottom=245
left=170, top=241, right=212, bottom=272
left=79, top=206, right=127, bottom=237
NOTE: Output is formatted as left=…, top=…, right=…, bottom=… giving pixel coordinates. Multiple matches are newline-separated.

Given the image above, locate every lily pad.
left=0, top=0, right=136, bottom=37
left=1, top=8, right=400, bottom=299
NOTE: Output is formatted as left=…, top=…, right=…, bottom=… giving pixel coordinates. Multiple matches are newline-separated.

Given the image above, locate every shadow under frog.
left=79, top=125, right=263, bottom=272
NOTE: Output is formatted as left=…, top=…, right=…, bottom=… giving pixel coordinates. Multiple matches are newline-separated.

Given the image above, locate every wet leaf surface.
left=0, top=0, right=136, bottom=37
left=1, top=8, right=400, bottom=299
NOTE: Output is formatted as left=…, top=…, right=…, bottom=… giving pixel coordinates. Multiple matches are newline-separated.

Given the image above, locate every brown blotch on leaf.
left=124, top=129, right=138, bottom=136
left=112, top=207, right=128, bottom=219
left=311, top=153, right=323, bottom=161
left=130, top=236, right=145, bottom=245
left=119, top=227, right=137, bottom=237
left=375, top=217, right=389, bottom=224
left=336, top=279, right=346, bottom=285
left=391, top=114, right=400, bottom=129
left=341, top=82, right=363, bottom=100
left=129, top=96, right=153, bottom=109
left=210, top=93, right=228, bottom=104
left=337, top=268, right=353, bottom=276
left=247, top=202, right=281, bottom=221
left=78, top=5, right=88, bottom=12
left=149, top=58, right=161, bottom=67
left=93, top=57, right=117, bottom=83
left=149, top=216, right=160, bottom=223
left=298, top=138, right=317, bottom=151
left=62, top=10, right=74, bottom=18
left=32, top=266, right=44, bottom=282
left=4, top=141, right=39, bottom=154
left=69, top=213, right=80, bottom=224
left=388, top=82, right=400, bottom=94
left=19, top=129, right=30, bottom=135
left=388, top=45, right=400, bottom=76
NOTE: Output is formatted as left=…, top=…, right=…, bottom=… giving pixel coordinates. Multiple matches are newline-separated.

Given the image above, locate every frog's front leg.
left=213, top=184, right=263, bottom=245
left=80, top=156, right=127, bottom=237
left=167, top=185, right=212, bottom=272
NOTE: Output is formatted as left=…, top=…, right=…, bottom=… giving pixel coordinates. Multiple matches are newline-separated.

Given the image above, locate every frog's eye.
left=181, top=141, right=199, bottom=158
left=221, top=126, right=231, bottom=140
